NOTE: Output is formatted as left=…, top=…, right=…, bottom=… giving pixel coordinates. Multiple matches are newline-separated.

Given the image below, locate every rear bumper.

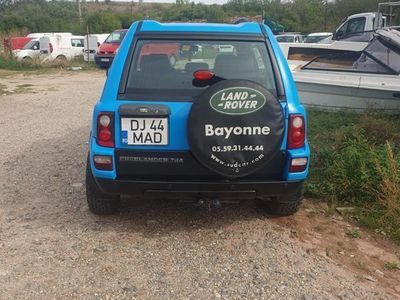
left=95, top=177, right=303, bottom=199
left=94, top=54, right=114, bottom=68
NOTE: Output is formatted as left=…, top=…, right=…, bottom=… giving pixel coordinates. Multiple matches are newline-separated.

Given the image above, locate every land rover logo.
left=209, top=87, right=266, bottom=115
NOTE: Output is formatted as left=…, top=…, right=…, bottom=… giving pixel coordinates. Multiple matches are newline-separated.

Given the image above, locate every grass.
left=384, top=262, right=399, bottom=271
left=307, top=110, right=400, bottom=244
left=0, top=54, right=98, bottom=72
left=14, top=84, right=34, bottom=94
left=346, top=228, right=361, bottom=239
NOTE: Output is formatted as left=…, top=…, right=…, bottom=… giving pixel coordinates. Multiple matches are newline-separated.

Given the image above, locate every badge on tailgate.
left=119, top=104, right=170, bottom=146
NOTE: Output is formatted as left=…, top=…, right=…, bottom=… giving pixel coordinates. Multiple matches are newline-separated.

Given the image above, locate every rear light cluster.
left=93, top=155, right=113, bottom=171
left=288, top=114, right=307, bottom=172
left=290, top=157, right=308, bottom=173
left=288, top=114, right=305, bottom=149
left=97, top=112, right=114, bottom=147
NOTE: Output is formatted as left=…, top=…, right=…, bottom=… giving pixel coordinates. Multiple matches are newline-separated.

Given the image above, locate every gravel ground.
left=0, top=69, right=399, bottom=299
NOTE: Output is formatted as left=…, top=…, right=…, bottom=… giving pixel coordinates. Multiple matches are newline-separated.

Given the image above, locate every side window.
left=71, top=39, right=84, bottom=47
left=346, top=17, right=366, bottom=35
left=32, top=41, right=39, bottom=50
left=336, top=22, right=348, bottom=38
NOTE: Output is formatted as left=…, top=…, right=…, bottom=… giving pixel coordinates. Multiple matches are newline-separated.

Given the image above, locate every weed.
left=306, top=110, right=400, bottom=243
left=384, top=262, right=399, bottom=271
left=375, top=142, right=400, bottom=225
left=346, top=228, right=361, bottom=239
left=355, top=260, right=368, bottom=271
left=14, top=84, right=34, bottom=94
left=0, top=83, right=11, bottom=95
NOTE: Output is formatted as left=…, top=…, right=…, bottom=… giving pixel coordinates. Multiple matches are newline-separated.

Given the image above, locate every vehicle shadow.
left=4, top=126, right=276, bottom=236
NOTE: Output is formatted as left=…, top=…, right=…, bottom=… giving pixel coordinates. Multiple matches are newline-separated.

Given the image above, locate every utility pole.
left=324, top=0, right=328, bottom=31
left=77, top=0, right=82, bottom=24
left=131, top=0, right=134, bottom=22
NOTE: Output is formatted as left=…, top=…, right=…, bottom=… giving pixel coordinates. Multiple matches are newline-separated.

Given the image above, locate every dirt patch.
left=273, top=200, right=400, bottom=296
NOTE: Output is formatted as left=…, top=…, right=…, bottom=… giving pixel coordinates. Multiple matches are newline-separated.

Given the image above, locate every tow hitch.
left=188, top=197, right=241, bottom=210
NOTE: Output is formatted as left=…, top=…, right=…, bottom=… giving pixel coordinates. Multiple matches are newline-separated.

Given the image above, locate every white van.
left=82, top=34, right=109, bottom=62
left=27, top=32, right=72, bottom=39
left=13, top=39, right=40, bottom=61
left=40, top=35, right=85, bottom=62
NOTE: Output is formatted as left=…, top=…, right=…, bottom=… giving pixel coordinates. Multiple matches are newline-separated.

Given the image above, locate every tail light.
left=97, top=112, right=114, bottom=147
left=93, top=155, right=113, bottom=171
left=193, top=70, right=215, bottom=81
left=49, top=43, right=53, bottom=53
left=289, top=157, right=308, bottom=172
left=288, top=114, right=305, bottom=149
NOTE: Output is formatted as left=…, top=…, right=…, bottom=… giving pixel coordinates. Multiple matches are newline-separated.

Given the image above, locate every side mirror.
left=332, top=32, right=337, bottom=40
left=33, top=46, right=38, bottom=50
left=106, top=68, right=109, bottom=77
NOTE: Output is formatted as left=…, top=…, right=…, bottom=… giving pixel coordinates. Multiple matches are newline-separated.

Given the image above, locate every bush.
left=0, top=54, right=41, bottom=70
left=307, top=110, right=400, bottom=242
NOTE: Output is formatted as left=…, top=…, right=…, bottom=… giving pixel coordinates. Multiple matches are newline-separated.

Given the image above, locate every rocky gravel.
left=0, top=69, right=398, bottom=299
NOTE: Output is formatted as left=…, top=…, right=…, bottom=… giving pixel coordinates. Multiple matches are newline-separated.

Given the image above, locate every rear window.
left=124, top=39, right=277, bottom=100
left=71, top=38, right=84, bottom=47
left=276, top=36, right=294, bottom=43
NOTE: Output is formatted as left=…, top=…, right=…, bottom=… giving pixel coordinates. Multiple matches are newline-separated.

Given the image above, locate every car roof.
left=307, top=32, right=332, bottom=36
left=139, top=20, right=263, bottom=35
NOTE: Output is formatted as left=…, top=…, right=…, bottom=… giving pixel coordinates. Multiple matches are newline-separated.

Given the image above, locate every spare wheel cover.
left=188, top=79, right=285, bottom=178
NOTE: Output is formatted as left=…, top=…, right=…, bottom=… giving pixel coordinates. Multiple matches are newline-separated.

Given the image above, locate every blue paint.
left=89, top=20, right=310, bottom=182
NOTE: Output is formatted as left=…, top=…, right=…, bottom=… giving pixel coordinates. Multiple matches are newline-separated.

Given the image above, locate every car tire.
left=55, top=55, right=67, bottom=63
left=85, top=156, right=120, bottom=215
left=265, top=184, right=304, bottom=216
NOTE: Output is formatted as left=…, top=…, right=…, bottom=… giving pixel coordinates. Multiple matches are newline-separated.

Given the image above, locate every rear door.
left=84, top=36, right=98, bottom=62
left=113, top=36, right=286, bottom=179
left=70, top=38, right=84, bottom=58
left=39, top=36, right=51, bottom=59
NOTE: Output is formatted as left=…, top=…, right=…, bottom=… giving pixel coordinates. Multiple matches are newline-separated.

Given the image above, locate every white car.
left=13, top=39, right=40, bottom=61
left=276, top=34, right=303, bottom=43
left=304, top=32, right=333, bottom=43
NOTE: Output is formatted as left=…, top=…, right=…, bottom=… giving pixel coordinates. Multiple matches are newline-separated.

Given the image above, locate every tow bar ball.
left=193, top=198, right=222, bottom=209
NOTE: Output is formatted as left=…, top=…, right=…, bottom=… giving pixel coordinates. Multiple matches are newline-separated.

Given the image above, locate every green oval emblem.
left=209, top=87, right=266, bottom=115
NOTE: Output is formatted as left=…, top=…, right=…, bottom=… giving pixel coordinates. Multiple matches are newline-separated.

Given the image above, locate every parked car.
left=83, top=34, right=109, bottom=62
left=39, top=35, right=84, bottom=62
left=27, top=32, right=72, bottom=38
left=333, top=12, right=387, bottom=41
left=3, top=37, right=32, bottom=53
left=304, top=32, right=333, bottom=43
left=13, top=39, right=40, bottom=61
left=86, top=21, right=310, bottom=216
left=95, top=29, right=127, bottom=68
left=276, top=33, right=303, bottom=43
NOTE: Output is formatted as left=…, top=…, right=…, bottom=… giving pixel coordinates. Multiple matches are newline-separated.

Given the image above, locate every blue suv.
left=86, top=21, right=310, bottom=216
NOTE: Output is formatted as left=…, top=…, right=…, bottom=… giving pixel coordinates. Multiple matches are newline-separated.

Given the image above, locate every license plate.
left=101, top=58, right=109, bottom=62
left=121, top=118, right=168, bottom=145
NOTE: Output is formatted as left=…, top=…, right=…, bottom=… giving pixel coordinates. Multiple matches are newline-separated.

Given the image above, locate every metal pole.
left=86, top=25, right=90, bottom=63
left=78, top=0, right=82, bottom=24
left=324, top=0, right=328, bottom=32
